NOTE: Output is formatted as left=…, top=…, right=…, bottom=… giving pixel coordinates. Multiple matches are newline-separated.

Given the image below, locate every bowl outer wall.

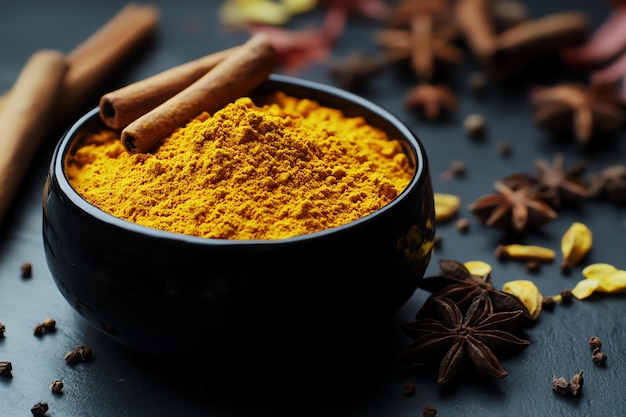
left=42, top=74, right=436, bottom=356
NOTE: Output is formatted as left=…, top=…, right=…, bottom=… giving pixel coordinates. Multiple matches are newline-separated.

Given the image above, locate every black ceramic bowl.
left=43, top=74, right=435, bottom=358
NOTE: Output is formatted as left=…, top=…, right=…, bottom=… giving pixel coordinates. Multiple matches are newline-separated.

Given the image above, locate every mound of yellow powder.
left=66, top=92, right=414, bottom=240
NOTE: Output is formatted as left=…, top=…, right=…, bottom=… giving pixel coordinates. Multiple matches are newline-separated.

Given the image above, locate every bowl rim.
left=51, top=73, right=427, bottom=246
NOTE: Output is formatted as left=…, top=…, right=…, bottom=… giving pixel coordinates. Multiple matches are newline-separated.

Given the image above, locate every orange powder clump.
left=66, top=92, right=414, bottom=240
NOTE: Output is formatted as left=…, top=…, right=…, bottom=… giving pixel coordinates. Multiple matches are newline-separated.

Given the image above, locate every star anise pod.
left=404, top=83, right=458, bottom=120
left=400, top=290, right=530, bottom=386
left=501, top=154, right=590, bottom=208
left=418, top=259, right=533, bottom=324
left=589, top=164, right=626, bottom=204
left=530, top=82, right=626, bottom=144
left=327, top=51, right=385, bottom=91
left=468, top=180, right=557, bottom=233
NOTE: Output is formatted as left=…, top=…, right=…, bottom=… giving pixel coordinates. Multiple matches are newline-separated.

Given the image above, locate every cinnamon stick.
left=99, top=47, right=239, bottom=129
left=455, top=0, right=497, bottom=65
left=0, top=50, right=68, bottom=225
left=411, top=14, right=435, bottom=82
left=491, top=11, right=588, bottom=78
left=57, top=3, right=160, bottom=126
left=121, top=33, right=277, bottom=153
left=0, top=3, right=159, bottom=130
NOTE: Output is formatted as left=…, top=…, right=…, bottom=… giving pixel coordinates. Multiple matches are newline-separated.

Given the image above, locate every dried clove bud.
left=542, top=296, right=556, bottom=311
left=588, top=336, right=602, bottom=350
left=551, top=375, right=569, bottom=395
left=464, top=114, right=487, bottom=139
left=422, top=404, right=438, bottom=417
left=42, top=318, right=56, bottom=330
left=456, top=218, right=470, bottom=233
left=402, top=380, right=416, bottom=397
left=0, top=361, right=12, bottom=377
left=560, top=289, right=573, bottom=304
left=496, top=140, right=512, bottom=157
left=65, top=344, right=93, bottom=364
left=30, top=401, right=48, bottom=416
left=50, top=380, right=64, bottom=393
left=21, top=262, right=32, bottom=278
left=568, top=371, right=584, bottom=396
left=592, top=348, right=607, bottom=366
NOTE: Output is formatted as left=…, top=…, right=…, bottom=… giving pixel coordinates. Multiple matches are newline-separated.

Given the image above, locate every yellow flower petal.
left=502, top=280, right=542, bottom=319
left=464, top=260, right=492, bottom=278
left=434, top=193, right=460, bottom=223
left=582, top=263, right=617, bottom=280
left=571, top=279, right=600, bottom=299
left=596, top=270, right=626, bottom=293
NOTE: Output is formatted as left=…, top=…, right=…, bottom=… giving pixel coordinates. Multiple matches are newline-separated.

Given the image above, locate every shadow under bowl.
left=42, top=74, right=435, bottom=359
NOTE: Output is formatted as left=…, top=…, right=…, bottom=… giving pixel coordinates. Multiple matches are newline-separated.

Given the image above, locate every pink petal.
left=561, top=6, right=626, bottom=70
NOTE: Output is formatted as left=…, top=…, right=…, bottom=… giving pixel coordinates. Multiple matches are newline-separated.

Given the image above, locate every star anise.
left=530, top=82, right=626, bottom=145
left=418, top=259, right=533, bottom=324
left=468, top=180, right=558, bottom=233
left=374, top=10, right=462, bottom=81
left=400, top=290, right=530, bottom=386
left=589, top=164, right=626, bottom=204
left=327, top=51, right=385, bottom=91
left=404, top=83, right=458, bottom=120
left=501, top=154, right=590, bottom=208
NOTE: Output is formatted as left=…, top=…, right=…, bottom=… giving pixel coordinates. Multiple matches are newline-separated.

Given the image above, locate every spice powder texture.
left=66, top=93, right=413, bottom=240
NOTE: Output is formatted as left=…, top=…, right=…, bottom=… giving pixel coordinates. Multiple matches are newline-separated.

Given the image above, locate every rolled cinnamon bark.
left=0, top=50, right=68, bottom=225
left=0, top=3, right=159, bottom=131
left=99, top=47, right=239, bottom=129
left=455, top=0, right=497, bottom=65
left=58, top=3, right=160, bottom=125
left=491, top=12, right=588, bottom=78
left=121, top=33, right=277, bottom=153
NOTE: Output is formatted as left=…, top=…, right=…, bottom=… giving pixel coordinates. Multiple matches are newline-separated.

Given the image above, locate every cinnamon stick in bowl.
left=99, top=47, right=239, bottom=129
left=121, top=33, right=277, bottom=153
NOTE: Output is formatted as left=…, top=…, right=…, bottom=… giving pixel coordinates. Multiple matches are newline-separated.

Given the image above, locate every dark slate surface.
left=1, top=1, right=625, bottom=416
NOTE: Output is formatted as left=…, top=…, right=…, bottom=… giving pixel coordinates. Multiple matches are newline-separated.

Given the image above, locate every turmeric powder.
left=66, top=92, right=414, bottom=240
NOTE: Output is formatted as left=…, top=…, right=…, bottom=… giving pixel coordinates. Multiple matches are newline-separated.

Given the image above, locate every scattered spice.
left=496, top=140, right=512, bottom=157
left=502, top=154, right=589, bottom=209
left=30, top=402, right=49, bottom=416
left=34, top=318, right=56, bottom=336
left=589, top=164, right=626, bottom=204
left=502, top=280, right=543, bottom=320
left=588, top=336, right=602, bottom=350
left=560, top=222, right=593, bottom=274
left=541, top=296, right=556, bottom=311
left=468, top=71, right=488, bottom=97
left=21, top=262, right=32, bottom=278
left=456, top=217, right=470, bottom=233
left=418, top=259, right=533, bottom=323
left=0, top=361, right=12, bottom=377
left=495, top=244, right=555, bottom=262
left=468, top=181, right=557, bottom=233
left=402, top=380, right=416, bottom=397
left=530, top=82, right=626, bottom=145
left=327, top=51, right=384, bottom=90
left=50, top=380, right=64, bottom=393
left=560, top=289, right=573, bottom=305
left=422, top=404, right=438, bottom=417
left=0, top=322, right=5, bottom=337
left=403, top=83, right=458, bottom=120
left=592, top=347, right=607, bottom=366
left=433, top=193, right=461, bottom=223
left=64, top=344, right=93, bottom=365
left=400, top=290, right=530, bottom=386
left=463, top=114, right=487, bottom=139
left=571, top=263, right=626, bottom=299
left=525, top=259, right=540, bottom=274
left=551, top=371, right=584, bottom=397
